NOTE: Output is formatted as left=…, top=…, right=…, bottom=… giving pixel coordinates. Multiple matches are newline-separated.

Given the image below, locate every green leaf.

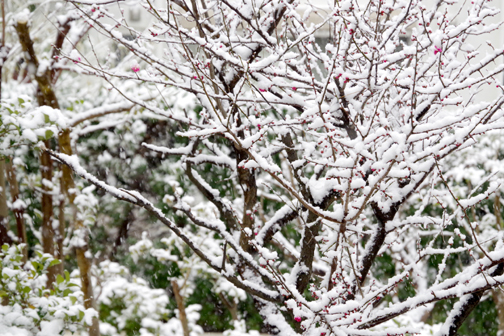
left=17, top=97, right=25, bottom=105
left=65, top=270, right=70, bottom=282
left=70, top=296, right=77, bottom=305
left=78, top=310, right=85, bottom=321
left=63, top=288, right=71, bottom=297
left=2, top=244, right=8, bottom=252
left=56, top=274, right=64, bottom=285
left=31, top=261, right=40, bottom=272
left=49, top=259, right=61, bottom=267
left=0, top=290, right=7, bottom=297
left=44, top=129, right=54, bottom=139
left=23, top=286, right=31, bottom=294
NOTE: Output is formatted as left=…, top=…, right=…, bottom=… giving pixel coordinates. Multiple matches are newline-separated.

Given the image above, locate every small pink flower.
left=131, top=64, right=140, bottom=73
left=259, top=88, right=266, bottom=92
left=294, top=317, right=302, bottom=322
left=73, top=57, right=81, bottom=64
left=434, top=46, right=442, bottom=55
left=292, top=87, right=297, bottom=91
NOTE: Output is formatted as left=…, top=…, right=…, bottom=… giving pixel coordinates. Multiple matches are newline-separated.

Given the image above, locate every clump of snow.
left=15, top=9, right=29, bottom=24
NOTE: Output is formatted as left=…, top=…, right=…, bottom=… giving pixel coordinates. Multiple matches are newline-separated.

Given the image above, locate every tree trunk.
left=172, top=280, right=190, bottom=336
left=0, top=158, right=11, bottom=246
left=55, top=128, right=75, bottom=275
left=0, top=2, right=8, bottom=248
left=59, top=129, right=100, bottom=336
left=493, top=289, right=504, bottom=336
left=493, top=195, right=504, bottom=336
left=6, top=160, right=27, bottom=262
left=16, top=14, right=61, bottom=287
left=75, top=219, right=100, bottom=336
left=15, top=24, right=99, bottom=335
left=41, top=141, right=57, bottom=289
left=55, top=201, right=65, bottom=276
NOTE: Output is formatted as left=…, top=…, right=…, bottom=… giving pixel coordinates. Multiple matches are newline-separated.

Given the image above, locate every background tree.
left=0, top=1, right=145, bottom=334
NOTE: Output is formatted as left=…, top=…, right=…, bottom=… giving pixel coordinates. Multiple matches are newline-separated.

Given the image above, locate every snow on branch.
left=66, top=0, right=504, bottom=334
left=49, top=150, right=283, bottom=304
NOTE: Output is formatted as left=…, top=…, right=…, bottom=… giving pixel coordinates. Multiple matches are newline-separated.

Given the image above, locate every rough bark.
left=296, top=190, right=338, bottom=293
left=279, top=130, right=328, bottom=294
left=75, top=220, right=100, bottom=336
left=54, top=201, right=65, bottom=276
left=0, top=0, right=12, bottom=251
left=40, top=141, right=57, bottom=288
left=15, top=21, right=60, bottom=110
left=236, top=143, right=257, bottom=253
left=0, top=158, right=12, bottom=246
left=492, top=288, right=504, bottom=336
left=359, top=202, right=395, bottom=284
left=58, top=129, right=75, bottom=201
left=233, top=111, right=258, bottom=254
left=59, top=131, right=100, bottom=336
left=55, top=129, right=76, bottom=274
left=6, top=160, right=27, bottom=262
left=296, top=214, right=322, bottom=293
left=16, top=19, right=60, bottom=288
left=342, top=201, right=400, bottom=302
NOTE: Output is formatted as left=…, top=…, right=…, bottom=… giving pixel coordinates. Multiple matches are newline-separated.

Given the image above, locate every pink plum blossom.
left=434, top=46, right=442, bottom=55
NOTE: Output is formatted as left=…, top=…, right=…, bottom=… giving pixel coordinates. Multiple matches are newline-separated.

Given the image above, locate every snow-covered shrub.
left=223, top=320, right=261, bottom=336
left=128, top=232, right=262, bottom=333
left=0, top=96, right=65, bottom=155
left=95, top=260, right=203, bottom=336
left=0, top=244, right=96, bottom=335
